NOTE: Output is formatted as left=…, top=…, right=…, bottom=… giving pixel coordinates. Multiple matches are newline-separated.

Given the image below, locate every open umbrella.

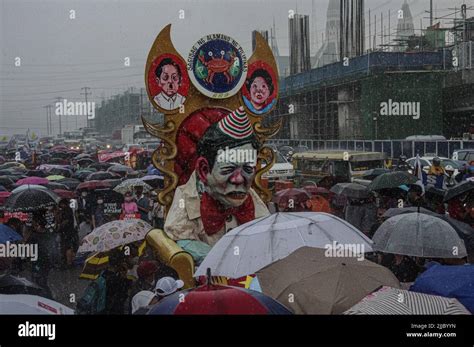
left=255, top=247, right=400, bottom=314
left=77, top=158, right=95, bottom=166
left=382, top=207, right=474, bottom=255
left=344, top=286, right=470, bottom=315
left=77, top=180, right=111, bottom=191
left=0, top=275, right=43, bottom=295
left=3, top=187, right=60, bottom=212
left=444, top=180, right=474, bottom=202
left=410, top=263, right=474, bottom=313
left=88, top=162, right=114, bottom=171
left=86, top=171, right=120, bottom=181
left=73, top=169, right=95, bottom=180
left=148, top=283, right=292, bottom=315
left=107, top=164, right=134, bottom=176
left=0, top=191, right=11, bottom=204
left=0, top=294, right=74, bottom=314
left=74, top=153, right=92, bottom=160
left=0, top=176, right=15, bottom=187
left=372, top=213, right=467, bottom=258
left=43, top=182, right=69, bottom=191
left=141, top=175, right=164, bottom=189
left=102, top=179, right=123, bottom=189
left=368, top=171, right=418, bottom=191
left=48, top=167, right=72, bottom=178
left=11, top=184, right=48, bottom=194
left=362, top=168, right=391, bottom=181
left=46, top=175, right=65, bottom=181
left=195, top=212, right=373, bottom=278
left=330, top=182, right=370, bottom=199
left=271, top=188, right=310, bottom=211
left=57, top=178, right=81, bottom=190
left=0, top=224, right=22, bottom=243
left=16, top=176, right=49, bottom=186
left=114, top=179, right=152, bottom=194
left=26, top=170, right=47, bottom=177
left=77, top=219, right=152, bottom=254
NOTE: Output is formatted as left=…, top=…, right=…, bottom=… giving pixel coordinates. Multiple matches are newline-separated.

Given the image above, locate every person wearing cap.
left=444, top=165, right=457, bottom=188
left=428, top=157, right=445, bottom=176
left=164, top=107, right=269, bottom=246
left=131, top=290, right=159, bottom=314
left=154, top=276, right=184, bottom=300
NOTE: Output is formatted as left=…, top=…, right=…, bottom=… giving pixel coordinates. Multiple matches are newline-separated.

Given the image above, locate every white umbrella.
left=0, top=294, right=74, bottom=314
left=113, top=178, right=152, bottom=194
left=372, top=213, right=467, bottom=258
left=195, top=212, right=374, bottom=278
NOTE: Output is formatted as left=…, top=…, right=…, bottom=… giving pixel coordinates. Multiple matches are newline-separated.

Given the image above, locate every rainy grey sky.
left=1, top=0, right=472, bottom=136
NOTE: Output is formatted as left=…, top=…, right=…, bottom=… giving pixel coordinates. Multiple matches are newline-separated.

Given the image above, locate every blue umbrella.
left=410, top=262, right=474, bottom=313
left=0, top=224, right=22, bottom=244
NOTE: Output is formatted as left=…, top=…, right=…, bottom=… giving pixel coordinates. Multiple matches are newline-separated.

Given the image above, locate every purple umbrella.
left=16, top=177, right=49, bottom=186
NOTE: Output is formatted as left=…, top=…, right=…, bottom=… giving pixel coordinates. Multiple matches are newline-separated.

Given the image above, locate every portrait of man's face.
left=250, top=76, right=271, bottom=109
left=157, top=64, right=181, bottom=97
left=203, top=143, right=257, bottom=208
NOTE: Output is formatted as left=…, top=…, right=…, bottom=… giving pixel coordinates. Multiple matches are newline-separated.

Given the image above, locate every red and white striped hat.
left=217, top=106, right=253, bottom=139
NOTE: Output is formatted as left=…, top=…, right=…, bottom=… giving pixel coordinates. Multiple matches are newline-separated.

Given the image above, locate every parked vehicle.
left=292, top=151, right=387, bottom=187
left=452, top=149, right=474, bottom=163
left=262, top=150, right=295, bottom=184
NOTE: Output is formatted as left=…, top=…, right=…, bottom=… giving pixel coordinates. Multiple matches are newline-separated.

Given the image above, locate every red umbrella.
left=53, top=189, right=76, bottom=199
left=16, top=177, right=49, bottom=186
left=0, top=192, right=11, bottom=204
left=76, top=180, right=111, bottom=191
left=148, top=284, right=292, bottom=315
left=271, top=188, right=310, bottom=211
left=303, top=186, right=331, bottom=197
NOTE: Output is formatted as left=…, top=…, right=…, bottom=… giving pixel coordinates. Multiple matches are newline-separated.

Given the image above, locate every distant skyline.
left=1, top=0, right=471, bottom=136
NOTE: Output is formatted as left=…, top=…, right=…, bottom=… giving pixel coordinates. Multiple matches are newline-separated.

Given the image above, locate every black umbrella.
left=362, top=168, right=392, bottom=181
left=77, top=158, right=95, bottom=165
left=88, top=162, right=113, bottom=171
left=330, top=182, right=370, bottom=199
left=3, top=187, right=60, bottom=212
left=0, top=162, right=22, bottom=170
left=26, top=170, right=47, bottom=178
left=57, top=178, right=81, bottom=190
left=48, top=167, right=73, bottom=178
left=0, top=176, right=14, bottom=187
left=444, top=180, right=474, bottom=202
left=368, top=171, right=418, bottom=191
left=50, top=151, right=69, bottom=159
left=0, top=274, right=45, bottom=296
left=74, top=153, right=92, bottom=160
left=425, top=186, right=446, bottom=198
left=85, top=171, right=120, bottom=181
left=0, top=170, right=16, bottom=176
left=107, top=164, right=134, bottom=176
left=43, top=182, right=70, bottom=191
left=103, top=179, right=123, bottom=189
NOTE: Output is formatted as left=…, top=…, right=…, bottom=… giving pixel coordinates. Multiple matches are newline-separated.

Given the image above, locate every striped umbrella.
left=344, top=286, right=470, bottom=315
left=148, top=283, right=292, bottom=315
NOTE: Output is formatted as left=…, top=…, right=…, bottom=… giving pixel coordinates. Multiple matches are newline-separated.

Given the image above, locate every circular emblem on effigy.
left=187, top=34, right=248, bottom=99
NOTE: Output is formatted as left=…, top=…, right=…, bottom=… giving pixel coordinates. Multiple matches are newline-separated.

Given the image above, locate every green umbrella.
left=368, top=171, right=418, bottom=191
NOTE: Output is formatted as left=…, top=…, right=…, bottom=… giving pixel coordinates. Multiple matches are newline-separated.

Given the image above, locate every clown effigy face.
left=157, top=64, right=181, bottom=97
left=203, top=143, right=257, bottom=208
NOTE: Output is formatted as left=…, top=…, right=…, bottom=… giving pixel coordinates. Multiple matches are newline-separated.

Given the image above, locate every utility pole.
left=55, top=97, right=63, bottom=136
left=430, top=0, right=433, bottom=27
left=81, top=87, right=91, bottom=129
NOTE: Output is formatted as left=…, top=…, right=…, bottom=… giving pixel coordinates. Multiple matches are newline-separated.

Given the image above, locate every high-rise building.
left=289, top=14, right=311, bottom=75
left=314, top=0, right=340, bottom=67
left=339, top=0, right=365, bottom=61
left=395, top=0, right=415, bottom=51
left=251, top=30, right=269, bottom=52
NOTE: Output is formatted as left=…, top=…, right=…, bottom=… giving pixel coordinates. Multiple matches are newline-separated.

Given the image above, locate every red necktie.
left=200, top=192, right=255, bottom=235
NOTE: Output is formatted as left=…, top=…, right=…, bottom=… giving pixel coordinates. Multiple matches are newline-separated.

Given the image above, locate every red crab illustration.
left=198, top=50, right=236, bottom=85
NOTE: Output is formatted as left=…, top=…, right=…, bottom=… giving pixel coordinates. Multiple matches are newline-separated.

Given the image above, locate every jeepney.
left=292, top=151, right=387, bottom=188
